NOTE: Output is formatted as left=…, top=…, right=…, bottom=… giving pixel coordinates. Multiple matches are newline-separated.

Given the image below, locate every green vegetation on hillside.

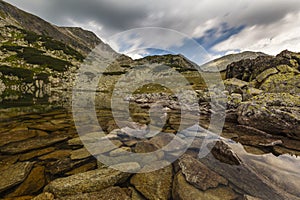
left=0, top=65, right=33, bottom=83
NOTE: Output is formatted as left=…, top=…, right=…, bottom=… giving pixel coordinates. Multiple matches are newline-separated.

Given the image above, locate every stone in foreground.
left=44, top=167, right=130, bottom=197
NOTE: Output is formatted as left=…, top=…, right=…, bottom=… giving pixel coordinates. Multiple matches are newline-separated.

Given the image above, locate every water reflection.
left=0, top=92, right=300, bottom=199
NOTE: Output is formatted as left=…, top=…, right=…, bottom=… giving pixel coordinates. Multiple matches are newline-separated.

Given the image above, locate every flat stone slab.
left=0, top=162, right=34, bottom=193
left=0, top=135, right=68, bottom=154
left=44, top=168, right=130, bottom=197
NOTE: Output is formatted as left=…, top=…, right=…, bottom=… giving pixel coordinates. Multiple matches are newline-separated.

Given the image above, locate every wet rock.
left=67, top=132, right=107, bottom=146
left=0, top=135, right=68, bottom=154
left=134, top=141, right=159, bottom=153
left=0, top=128, right=36, bottom=147
left=70, top=148, right=92, bottom=160
left=65, top=161, right=97, bottom=176
left=19, top=147, right=56, bottom=161
left=200, top=145, right=298, bottom=200
left=44, top=168, right=130, bottom=197
left=280, top=138, right=300, bottom=151
left=46, top=157, right=91, bottom=175
left=39, top=150, right=71, bottom=160
left=243, top=195, right=262, bottom=200
left=149, top=132, right=188, bottom=152
left=109, top=147, right=132, bottom=157
left=0, top=162, right=34, bottom=193
left=178, top=154, right=228, bottom=190
left=110, top=162, right=141, bottom=173
left=28, top=122, right=67, bottom=132
left=31, top=192, right=54, bottom=200
left=272, top=146, right=300, bottom=157
left=6, top=166, right=45, bottom=197
left=172, top=172, right=237, bottom=200
left=57, top=186, right=131, bottom=200
left=236, top=135, right=282, bottom=147
left=211, top=141, right=242, bottom=165
left=130, top=165, right=173, bottom=200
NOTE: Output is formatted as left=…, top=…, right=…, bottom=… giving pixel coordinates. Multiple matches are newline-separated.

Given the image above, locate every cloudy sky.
left=6, top=0, right=300, bottom=62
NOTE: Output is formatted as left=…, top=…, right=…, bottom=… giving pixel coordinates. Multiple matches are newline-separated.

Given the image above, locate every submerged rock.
left=6, top=166, right=46, bottom=197
left=0, top=135, right=68, bottom=154
left=0, top=162, right=34, bottom=193
left=56, top=186, right=131, bottom=200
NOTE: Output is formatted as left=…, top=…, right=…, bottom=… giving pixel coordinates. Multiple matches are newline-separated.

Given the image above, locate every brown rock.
left=130, top=165, right=173, bottom=200
left=44, top=168, right=130, bottom=197
left=65, top=161, right=97, bottom=176
left=6, top=166, right=46, bottom=197
left=19, top=147, right=56, bottom=161
left=172, top=172, right=237, bottom=200
left=0, top=128, right=36, bottom=147
left=46, top=157, right=91, bottom=175
left=70, top=148, right=92, bottom=160
left=0, top=162, right=34, bottom=193
left=57, top=186, right=131, bottom=200
left=39, top=150, right=71, bottom=160
left=0, top=135, right=68, bottom=154
left=32, top=192, right=55, bottom=200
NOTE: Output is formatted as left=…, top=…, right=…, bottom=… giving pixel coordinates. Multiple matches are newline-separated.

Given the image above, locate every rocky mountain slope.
left=200, top=51, right=267, bottom=72
left=0, top=0, right=113, bottom=56
left=0, top=0, right=120, bottom=105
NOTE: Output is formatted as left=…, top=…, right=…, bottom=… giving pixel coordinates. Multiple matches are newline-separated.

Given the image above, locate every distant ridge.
left=200, top=51, right=268, bottom=72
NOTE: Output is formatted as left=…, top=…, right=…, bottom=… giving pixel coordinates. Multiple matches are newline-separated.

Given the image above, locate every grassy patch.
left=0, top=65, right=33, bottom=83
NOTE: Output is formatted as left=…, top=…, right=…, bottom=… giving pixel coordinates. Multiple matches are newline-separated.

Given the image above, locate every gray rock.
left=224, top=78, right=248, bottom=94
left=211, top=141, right=242, bottom=165
left=178, top=154, right=227, bottom=190
left=237, top=93, right=300, bottom=138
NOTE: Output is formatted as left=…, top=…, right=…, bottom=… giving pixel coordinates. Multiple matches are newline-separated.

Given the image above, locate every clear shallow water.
left=0, top=93, right=300, bottom=199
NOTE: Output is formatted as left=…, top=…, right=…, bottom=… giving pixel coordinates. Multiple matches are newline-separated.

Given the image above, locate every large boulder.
left=237, top=93, right=300, bottom=138
left=130, top=165, right=173, bottom=200
left=44, top=168, right=130, bottom=197
left=225, top=50, right=300, bottom=83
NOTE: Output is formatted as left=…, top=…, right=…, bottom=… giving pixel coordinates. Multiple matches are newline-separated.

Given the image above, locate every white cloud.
left=213, top=11, right=300, bottom=55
